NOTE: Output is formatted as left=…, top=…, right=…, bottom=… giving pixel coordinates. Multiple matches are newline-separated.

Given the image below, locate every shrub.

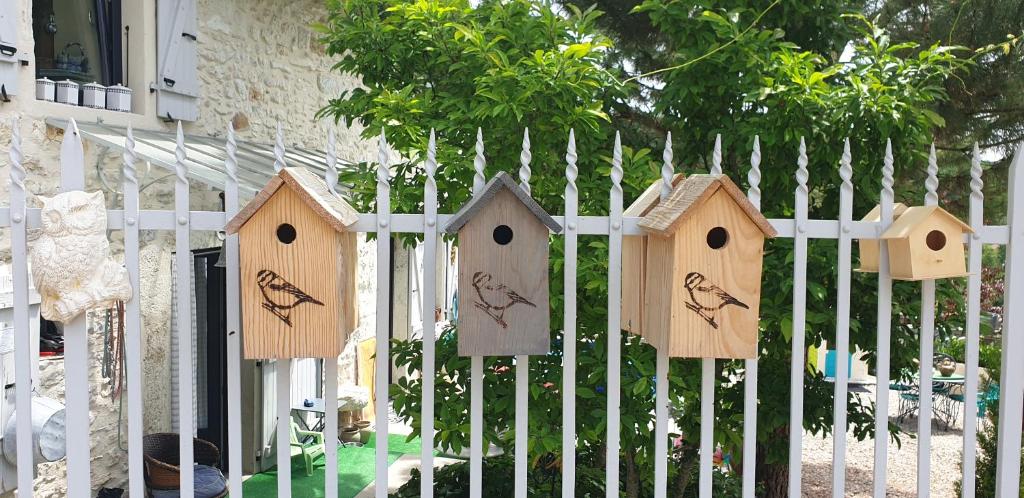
left=391, top=455, right=605, bottom=497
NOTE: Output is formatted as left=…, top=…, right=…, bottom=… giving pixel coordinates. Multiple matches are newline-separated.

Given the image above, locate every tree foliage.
left=318, top=0, right=973, bottom=495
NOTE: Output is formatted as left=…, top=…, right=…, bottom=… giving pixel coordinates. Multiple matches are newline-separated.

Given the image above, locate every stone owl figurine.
left=30, top=190, right=132, bottom=323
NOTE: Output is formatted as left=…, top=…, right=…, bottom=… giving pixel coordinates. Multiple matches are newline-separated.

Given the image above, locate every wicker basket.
left=142, top=433, right=221, bottom=491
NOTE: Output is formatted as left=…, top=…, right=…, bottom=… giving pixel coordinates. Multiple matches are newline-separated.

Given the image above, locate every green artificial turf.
left=238, top=434, right=425, bottom=498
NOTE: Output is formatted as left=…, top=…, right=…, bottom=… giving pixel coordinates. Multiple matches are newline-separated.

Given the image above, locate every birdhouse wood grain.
left=444, top=172, right=562, bottom=356
left=225, top=167, right=359, bottom=359
left=635, top=174, right=777, bottom=359
left=857, top=203, right=908, bottom=272
left=880, top=205, right=972, bottom=280
left=621, top=173, right=684, bottom=339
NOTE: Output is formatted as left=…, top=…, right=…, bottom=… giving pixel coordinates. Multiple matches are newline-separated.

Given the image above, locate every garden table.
left=291, top=397, right=326, bottom=432
left=902, top=372, right=967, bottom=430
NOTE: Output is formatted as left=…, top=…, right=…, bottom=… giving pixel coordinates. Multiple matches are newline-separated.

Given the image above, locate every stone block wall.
left=0, top=0, right=377, bottom=495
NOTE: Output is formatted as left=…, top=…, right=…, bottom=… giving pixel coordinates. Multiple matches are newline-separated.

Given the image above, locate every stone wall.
left=0, top=0, right=375, bottom=495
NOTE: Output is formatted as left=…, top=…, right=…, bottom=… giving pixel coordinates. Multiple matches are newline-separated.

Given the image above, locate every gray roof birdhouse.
left=444, top=172, right=562, bottom=356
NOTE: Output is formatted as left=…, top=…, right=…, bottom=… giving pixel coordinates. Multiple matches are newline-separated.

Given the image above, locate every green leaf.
left=921, top=109, right=946, bottom=127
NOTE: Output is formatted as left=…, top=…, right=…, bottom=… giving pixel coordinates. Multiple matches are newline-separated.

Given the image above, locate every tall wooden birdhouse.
left=879, top=205, right=972, bottom=280
left=621, top=173, right=684, bottom=339
left=225, top=167, right=359, bottom=359
left=635, top=174, right=777, bottom=359
left=857, top=203, right=909, bottom=272
left=444, top=172, right=562, bottom=356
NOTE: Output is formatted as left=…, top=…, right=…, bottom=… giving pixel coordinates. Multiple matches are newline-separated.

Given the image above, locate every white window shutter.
left=0, top=0, right=21, bottom=99
left=156, top=0, right=199, bottom=121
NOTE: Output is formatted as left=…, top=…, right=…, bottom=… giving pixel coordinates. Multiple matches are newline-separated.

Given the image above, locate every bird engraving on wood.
left=471, top=271, right=536, bottom=329
left=256, top=269, right=324, bottom=326
left=683, top=272, right=748, bottom=329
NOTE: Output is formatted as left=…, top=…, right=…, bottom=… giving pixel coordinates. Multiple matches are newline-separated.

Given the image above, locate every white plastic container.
left=55, top=80, right=79, bottom=106
left=81, top=82, right=106, bottom=109
left=105, top=84, right=132, bottom=113
left=35, top=77, right=55, bottom=102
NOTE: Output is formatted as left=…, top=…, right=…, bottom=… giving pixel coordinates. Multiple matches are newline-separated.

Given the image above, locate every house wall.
left=0, top=0, right=376, bottom=495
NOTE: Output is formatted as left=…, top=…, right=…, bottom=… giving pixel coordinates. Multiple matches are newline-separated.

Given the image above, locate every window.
left=32, top=0, right=123, bottom=86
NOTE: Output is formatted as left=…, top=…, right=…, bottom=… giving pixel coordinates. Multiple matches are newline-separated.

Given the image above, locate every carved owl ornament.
left=30, top=190, right=132, bottom=323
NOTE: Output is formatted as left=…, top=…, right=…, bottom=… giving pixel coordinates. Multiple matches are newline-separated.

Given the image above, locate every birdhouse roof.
left=880, top=205, right=973, bottom=239
left=637, top=174, right=776, bottom=238
left=225, top=167, right=359, bottom=235
left=624, top=173, right=685, bottom=217
left=443, top=171, right=563, bottom=234
left=860, top=203, right=910, bottom=222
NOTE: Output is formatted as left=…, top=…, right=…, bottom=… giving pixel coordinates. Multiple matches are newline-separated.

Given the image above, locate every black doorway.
left=192, top=247, right=230, bottom=472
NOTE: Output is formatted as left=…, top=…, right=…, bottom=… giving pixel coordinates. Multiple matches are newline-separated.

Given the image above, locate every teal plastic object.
left=824, top=350, right=852, bottom=379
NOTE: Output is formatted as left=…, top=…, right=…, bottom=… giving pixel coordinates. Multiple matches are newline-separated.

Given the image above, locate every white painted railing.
left=3, top=117, right=1023, bottom=498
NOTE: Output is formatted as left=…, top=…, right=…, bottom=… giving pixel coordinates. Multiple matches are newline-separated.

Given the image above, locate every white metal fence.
left=3, top=117, right=1024, bottom=498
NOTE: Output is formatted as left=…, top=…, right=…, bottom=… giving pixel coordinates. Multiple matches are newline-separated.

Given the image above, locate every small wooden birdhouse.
left=857, top=203, right=909, bottom=272
left=879, top=205, right=972, bottom=280
left=225, top=167, right=359, bottom=359
left=635, top=174, right=777, bottom=359
left=444, top=172, right=562, bottom=356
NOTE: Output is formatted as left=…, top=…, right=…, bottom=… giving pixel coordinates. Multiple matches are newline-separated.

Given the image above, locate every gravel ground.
left=800, top=387, right=975, bottom=497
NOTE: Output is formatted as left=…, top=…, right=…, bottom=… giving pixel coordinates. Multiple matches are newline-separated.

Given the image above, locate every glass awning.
left=46, top=118, right=351, bottom=197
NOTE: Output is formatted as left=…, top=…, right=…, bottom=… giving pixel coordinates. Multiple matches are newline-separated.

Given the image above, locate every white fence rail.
left=3, top=117, right=1023, bottom=497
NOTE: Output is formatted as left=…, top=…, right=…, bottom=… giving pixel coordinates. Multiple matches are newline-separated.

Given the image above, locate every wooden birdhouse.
left=444, top=172, right=562, bottom=356
left=857, top=203, right=909, bottom=272
left=225, top=167, right=359, bottom=359
left=635, top=174, right=777, bottom=359
left=621, top=173, right=684, bottom=339
left=879, top=205, right=972, bottom=280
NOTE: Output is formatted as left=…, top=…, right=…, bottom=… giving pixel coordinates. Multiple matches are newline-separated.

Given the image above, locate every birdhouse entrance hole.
left=276, top=223, right=297, bottom=244
left=706, top=226, right=729, bottom=249
left=493, top=225, right=514, bottom=245
left=926, top=230, right=946, bottom=251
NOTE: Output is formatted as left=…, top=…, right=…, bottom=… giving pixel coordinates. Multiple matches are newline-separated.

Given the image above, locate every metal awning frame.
left=46, top=118, right=351, bottom=197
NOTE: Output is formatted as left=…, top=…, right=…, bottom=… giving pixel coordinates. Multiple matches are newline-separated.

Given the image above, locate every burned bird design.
left=257, top=269, right=324, bottom=326
left=471, top=271, right=536, bottom=329
left=683, top=272, right=749, bottom=329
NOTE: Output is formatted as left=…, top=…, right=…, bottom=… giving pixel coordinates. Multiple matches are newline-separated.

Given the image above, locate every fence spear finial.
left=611, top=131, right=623, bottom=197
left=274, top=122, right=286, bottom=173
left=840, top=138, right=853, bottom=196
left=711, top=133, right=723, bottom=175
left=377, top=128, right=389, bottom=188
left=474, top=127, right=486, bottom=196
left=926, top=142, right=939, bottom=206
left=426, top=129, right=437, bottom=189
left=748, top=135, right=761, bottom=207
left=175, top=121, right=188, bottom=187
left=520, top=128, right=532, bottom=195
left=796, top=136, right=808, bottom=197
left=661, top=132, right=673, bottom=201
left=971, top=142, right=983, bottom=205
left=225, top=122, right=238, bottom=185
left=881, top=139, right=894, bottom=204
left=123, top=123, right=138, bottom=187
left=325, top=127, right=338, bottom=195
left=566, top=129, right=577, bottom=198
left=9, top=117, right=24, bottom=194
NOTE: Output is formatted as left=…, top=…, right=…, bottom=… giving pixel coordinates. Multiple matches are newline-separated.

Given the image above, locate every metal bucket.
left=3, top=396, right=67, bottom=464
